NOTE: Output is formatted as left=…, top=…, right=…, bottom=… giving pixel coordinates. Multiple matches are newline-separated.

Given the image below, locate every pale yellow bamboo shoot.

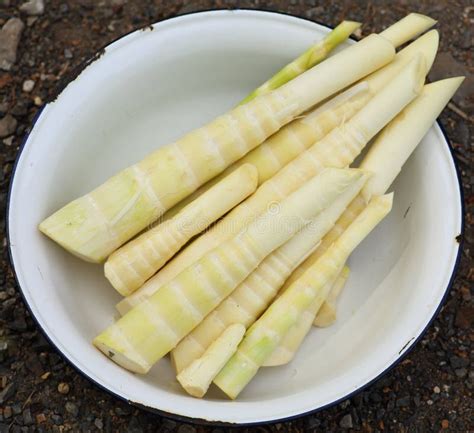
left=93, top=168, right=363, bottom=373
left=118, top=55, right=420, bottom=315
left=176, top=324, right=245, bottom=398
left=104, top=164, right=258, bottom=296
left=214, top=195, right=393, bottom=399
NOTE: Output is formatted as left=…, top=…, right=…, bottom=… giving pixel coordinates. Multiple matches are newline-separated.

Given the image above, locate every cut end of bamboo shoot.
left=379, top=13, right=437, bottom=47
left=363, top=29, right=439, bottom=95
left=176, top=324, right=245, bottom=398
left=93, top=336, right=151, bottom=374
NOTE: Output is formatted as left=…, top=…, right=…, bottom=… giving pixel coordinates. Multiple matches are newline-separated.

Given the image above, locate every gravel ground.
left=0, top=1, right=472, bottom=432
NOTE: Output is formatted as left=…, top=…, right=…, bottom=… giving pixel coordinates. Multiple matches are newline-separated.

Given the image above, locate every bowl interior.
left=8, top=10, right=462, bottom=425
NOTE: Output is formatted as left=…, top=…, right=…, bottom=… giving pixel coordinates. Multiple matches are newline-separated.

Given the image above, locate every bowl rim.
left=6, top=8, right=465, bottom=427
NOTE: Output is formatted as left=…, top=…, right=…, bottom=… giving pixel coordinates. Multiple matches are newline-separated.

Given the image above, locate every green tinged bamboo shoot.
left=40, top=34, right=394, bottom=263
left=93, top=168, right=363, bottom=373
left=263, top=272, right=341, bottom=367
left=171, top=173, right=368, bottom=373
left=379, top=13, right=436, bottom=47
left=313, top=266, right=350, bottom=327
left=104, top=164, right=258, bottom=296
left=162, top=83, right=371, bottom=221
left=214, top=194, right=393, bottom=399
left=239, top=21, right=361, bottom=104
left=264, top=266, right=350, bottom=367
left=176, top=324, right=245, bottom=398
left=117, top=53, right=420, bottom=315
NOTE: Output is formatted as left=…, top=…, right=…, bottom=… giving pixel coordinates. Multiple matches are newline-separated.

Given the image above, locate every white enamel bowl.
left=7, top=9, right=463, bottom=426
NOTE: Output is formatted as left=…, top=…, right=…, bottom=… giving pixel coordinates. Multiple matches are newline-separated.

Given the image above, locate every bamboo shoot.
left=171, top=173, right=368, bottom=373
left=104, top=164, right=258, bottom=296
left=213, top=194, right=393, bottom=399
left=40, top=34, right=394, bottom=263
left=118, top=55, right=421, bottom=314
left=93, top=168, right=363, bottom=373
left=379, top=13, right=436, bottom=47
left=176, top=324, right=245, bottom=398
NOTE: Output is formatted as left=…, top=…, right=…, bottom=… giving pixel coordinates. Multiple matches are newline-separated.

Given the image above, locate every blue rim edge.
left=5, top=8, right=466, bottom=428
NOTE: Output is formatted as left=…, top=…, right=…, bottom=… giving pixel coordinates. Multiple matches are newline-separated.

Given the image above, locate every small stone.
left=57, top=382, right=69, bottom=394
left=22, top=80, right=35, bottom=93
left=339, top=414, right=353, bottom=429
left=19, top=0, right=44, bottom=16
left=306, top=416, right=321, bottom=429
left=427, top=399, right=433, bottom=405
left=10, top=100, right=29, bottom=116
left=114, top=406, right=131, bottom=416
left=396, top=396, right=410, bottom=407
left=454, top=368, right=467, bottom=378
left=370, top=392, right=382, bottom=403
left=33, top=96, right=42, bottom=106
left=26, top=17, right=38, bottom=27
left=65, top=402, right=79, bottom=416
left=0, top=18, right=25, bottom=71
left=36, top=413, right=46, bottom=423
left=340, top=399, right=350, bottom=409
left=59, top=4, right=69, bottom=13
left=0, top=382, right=16, bottom=404
left=177, top=425, right=196, bottom=433
left=450, top=355, right=469, bottom=369
left=304, top=6, right=324, bottom=18
left=0, top=114, right=17, bottom=138
left=455, top=306, right=473, bottom=329
left=94, top=418, right=103, bottom=429
left=161, top=418, right=176, bottom=429
left=64, top=49, right=73, bottom=59
left=11, top=404, right=21, bottom=415
left=441, top=419, right=449, bottom=429
left=433, top=386, right=441, bottom=394
left=51, top=414, right=62, bottom=425
left=2, top=407, right=11, bottom=419
left=22, top=408, right=33, bottom=425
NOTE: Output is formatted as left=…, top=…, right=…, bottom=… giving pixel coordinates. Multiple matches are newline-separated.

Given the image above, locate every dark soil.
left=0, top=1, right=472, bottom=432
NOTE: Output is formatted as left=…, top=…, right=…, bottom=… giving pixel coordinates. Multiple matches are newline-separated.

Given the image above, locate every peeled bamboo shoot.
left=93, top=168, right=363, bottom=373
left=263, top=272, right=341, bottom=366
left=264, top=266, right=350, bottom=366
left=104, top=164, right=258, bottom=296
left=176, top=324, right=245, bottom=398
left=158, top=20, right=437, bottom=223
left=171, top=173, right=368, bottom=373
left=214, top=194, right=393, bottom=399
left=162, top=83, right=371, bottom=221
left=40, top=34, right=394, bottom=263
left=118, top=55, right=421, bottom=314
left=379, top=13, right=436, bottom=47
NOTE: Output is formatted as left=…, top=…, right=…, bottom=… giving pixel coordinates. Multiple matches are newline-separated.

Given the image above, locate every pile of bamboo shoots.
left=39, top=13, right=463, bottom=399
